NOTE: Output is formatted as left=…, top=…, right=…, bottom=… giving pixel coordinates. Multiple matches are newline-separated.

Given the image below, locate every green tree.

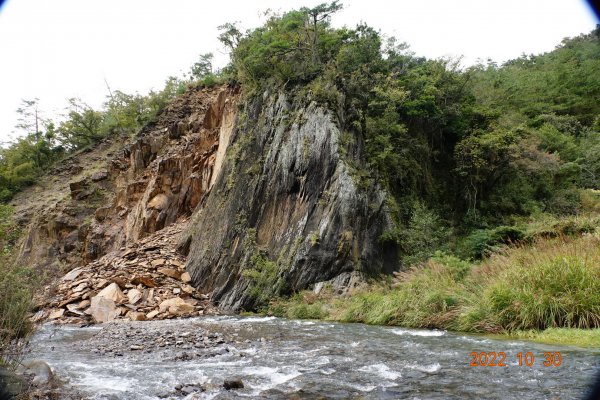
left=190, top=53, right=214, bottom=80
left=58, top=98, right=104, bottom=149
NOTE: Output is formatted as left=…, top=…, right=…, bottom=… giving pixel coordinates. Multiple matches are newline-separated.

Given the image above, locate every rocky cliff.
left=16, top=85, right=398, bottom=318
left=185, top=90, right=398, bottom=311
left=14, top=86, right=238, bottom=273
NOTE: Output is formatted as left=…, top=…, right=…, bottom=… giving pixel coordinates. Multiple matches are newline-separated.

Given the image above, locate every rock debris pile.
left=33, top=221, right=216, bottom=324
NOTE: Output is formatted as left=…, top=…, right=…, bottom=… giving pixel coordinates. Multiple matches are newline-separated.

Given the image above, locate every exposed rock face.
left=186, top=91, right=398, bottom=311
left=18, top=84, right=398, bottom=317
left=14, top=85, right=238, bottom=276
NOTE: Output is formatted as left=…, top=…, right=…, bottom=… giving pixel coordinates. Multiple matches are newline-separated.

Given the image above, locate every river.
left=23, top=316, right=600, bottom=399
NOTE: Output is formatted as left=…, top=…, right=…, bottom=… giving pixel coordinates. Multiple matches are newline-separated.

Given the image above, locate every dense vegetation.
left=219, top=4, right=600, bottom=266
left=1, top=2, right=599, bottom=345
left=216, top=3, right=600, bottom=338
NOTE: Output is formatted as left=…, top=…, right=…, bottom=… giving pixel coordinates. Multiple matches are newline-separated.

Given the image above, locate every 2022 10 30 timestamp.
left=469, top=351, right=563, bottom=367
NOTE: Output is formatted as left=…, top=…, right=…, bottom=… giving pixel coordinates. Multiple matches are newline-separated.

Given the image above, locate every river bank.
left=23, top=316, right=600, bottom=399
left=266, top=297, right=600, bottom=348
left=266, top=233, right=600, bottom=349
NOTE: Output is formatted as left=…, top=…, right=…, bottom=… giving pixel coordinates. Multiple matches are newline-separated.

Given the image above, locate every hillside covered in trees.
left=3, top=6, right=599, bottom=250
left=2, top=3, right=600, bottom=353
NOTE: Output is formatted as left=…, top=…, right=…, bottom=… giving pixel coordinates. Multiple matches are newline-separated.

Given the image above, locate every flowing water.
left=24, top=316, right=600, bottom=399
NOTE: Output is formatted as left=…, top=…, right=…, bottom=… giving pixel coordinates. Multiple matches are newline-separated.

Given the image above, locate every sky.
left=0, top=0, right=597, bottom=143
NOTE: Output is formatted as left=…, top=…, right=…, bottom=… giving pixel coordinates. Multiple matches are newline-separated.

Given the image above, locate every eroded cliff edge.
left=185, top=90, right=399, bottom=311
left=15, top=85, right=399, bottom=318
left=14, top=86, right=238, bottom=273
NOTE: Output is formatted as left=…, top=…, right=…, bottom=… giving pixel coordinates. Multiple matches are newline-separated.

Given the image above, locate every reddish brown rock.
left=131, top=275, right=157, bottom=288
left=158, top=268, right=181, bottom=280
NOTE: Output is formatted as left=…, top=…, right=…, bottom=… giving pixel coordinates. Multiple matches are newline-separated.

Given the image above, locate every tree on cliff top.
left=221, top=2, right=345, bottom=86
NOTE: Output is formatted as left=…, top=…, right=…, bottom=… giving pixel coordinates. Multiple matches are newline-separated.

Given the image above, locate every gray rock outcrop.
left=186, top=91, right=398, bottom=310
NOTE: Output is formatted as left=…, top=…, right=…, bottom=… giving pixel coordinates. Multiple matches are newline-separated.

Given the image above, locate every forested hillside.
left=1, top=3, right=600, bottom=351
left=216, top=5, right=600, bottom=264
left=2, top=6, right=598, bottom=248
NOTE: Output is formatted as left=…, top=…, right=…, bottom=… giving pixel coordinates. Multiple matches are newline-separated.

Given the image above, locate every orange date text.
left=469, top=351, right=562, bottom=367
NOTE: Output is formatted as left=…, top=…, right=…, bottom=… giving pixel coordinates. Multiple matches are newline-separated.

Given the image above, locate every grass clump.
left=0, top=261, right=35, bottom=366
left=460, top=235, right=600, bottom=332
left=0, top=205, right=36, bottom=367
left=269, top=234, right=600, bottom=346
left=336, top=255, right=468, bottom=328
left=270, top=293, right=329, bottom=320
left=494, top=328, right=600, bottom=348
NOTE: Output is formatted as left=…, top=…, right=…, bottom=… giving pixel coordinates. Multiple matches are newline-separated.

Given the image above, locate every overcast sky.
left=0, top=0, right=597, bottom=143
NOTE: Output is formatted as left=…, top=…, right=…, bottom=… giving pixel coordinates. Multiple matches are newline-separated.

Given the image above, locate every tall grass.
left=460, top=234, right=600, bottom=331
left=0, top=205, right=35, bottom=368
left=334, top=255, right=469, bottom=328
left=270, top=234, right=600, bottom=337
left=0, top=258, right=35, bottom=368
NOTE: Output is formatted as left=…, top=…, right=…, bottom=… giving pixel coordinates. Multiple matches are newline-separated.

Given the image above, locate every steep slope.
left=14, top=86, right=239, bottom=323
left=16, top=84, right=399, bottom=318
left=14, top=85, right=238, bottom=274
left=185, top=90, right=399, bottom=311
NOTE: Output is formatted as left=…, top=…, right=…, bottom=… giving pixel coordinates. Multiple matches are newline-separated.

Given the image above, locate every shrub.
left=241, top=229, right=285, bottom=308
left=458, top=225, right=524, bottom=259
left=462, top=236, right=600, bottom=331
left=0, top=259, right=35, bottom=367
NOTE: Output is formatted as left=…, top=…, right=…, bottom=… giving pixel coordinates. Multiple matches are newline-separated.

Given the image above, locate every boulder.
left=62, top=267, right=84, bottom=282
left=76, top=299, right=91, bottom=309
left=159, top=297, right=195, bottom=316
left=131, top=275, right=157, bottom=288
left=146, top=310, right=160, bottom=320
left=223, top=379, right=244, bottom=390
left=48, top=309, right=65, bottom=320
left=66, top=304, right=84, bottom=316
left=71, top=282, right=88, bottom=293
left=89, top=296, right=119, bottom=323
left=17, top=360, right=54, bottom=386
left=96, top=282, right=127, bottom=303
left=180, top=272, right=192, bottom=283
left=126, top=311, right=146, bottom=321
left=151, top=259, right=166, bottom=267
left=111, top=277, right=128, bottom=289
left=181, top=284, right=195, bottom=294
left=158, top=268, right=181, bottom=280
left=127, top=288, right=142, bottom=305
left=69, top=178, right=91, bottom=200
left=90, top=170, right=108, bottom=182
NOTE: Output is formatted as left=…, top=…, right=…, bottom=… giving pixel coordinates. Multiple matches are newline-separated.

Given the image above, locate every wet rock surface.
left=78, top=321, right=234, bottom=362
